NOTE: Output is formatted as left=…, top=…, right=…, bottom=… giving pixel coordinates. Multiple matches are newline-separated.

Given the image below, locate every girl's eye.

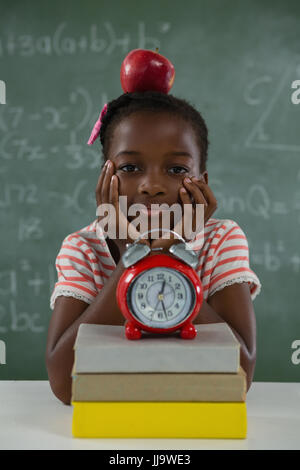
left=119, top=165, right=189, bottom=174
left=119, top=164, right=139, bottom=172
left=169, top=166, right=189, bottom=175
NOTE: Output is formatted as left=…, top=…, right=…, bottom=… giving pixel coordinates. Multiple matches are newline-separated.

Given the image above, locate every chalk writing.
left=0, top=134, right=100, bottom=168
left=0, top=134, right=46, bottom=161
left=0, top=183, right=39, bottom=208
left=251, top=242, right=281, bottom=272
left=65, top=132, right=100, bottom=170
left=243, top=76, right=272, bottom=106
left=43, top=106, right=68, bottom=130
left=27, top=272, right=46, bottom=296
left=48, top=179, right=91, bottom=213
left=211, top=179, right=292, bottom=220
left=0, top=263, right=50, bottom=298
left=0, top=21, right=169, bottom=57
left=245, top=67, right=300, bottom=152
left=0, top=106, right=23, bottom=131
left=18, top=217, right=44, bottom=241
left=0, top=261, right=57, bottom=333
left=0, top=87, right=101, bottom=133
left=0, top=270, right=17, bottom=296
left=249, top=239, right=299, bottom=273
left=0, top=87, right=104, bottom=171
left=0, top=300, right=44, bottom=333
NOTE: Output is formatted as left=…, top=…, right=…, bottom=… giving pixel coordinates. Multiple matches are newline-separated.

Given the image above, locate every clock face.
left=127, top=267, right=196, bottom=329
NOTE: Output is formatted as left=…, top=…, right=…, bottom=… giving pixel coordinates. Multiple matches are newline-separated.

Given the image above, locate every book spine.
left=71, top=373, right=246, bottom=402
left=74, top=348, right=239, bottom=374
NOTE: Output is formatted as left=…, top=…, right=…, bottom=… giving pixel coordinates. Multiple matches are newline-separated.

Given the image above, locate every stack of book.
left=71, top=323, right=247, bottom=439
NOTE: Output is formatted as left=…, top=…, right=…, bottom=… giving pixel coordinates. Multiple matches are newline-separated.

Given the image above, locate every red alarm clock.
left=116, top=229, right=203, bottom=340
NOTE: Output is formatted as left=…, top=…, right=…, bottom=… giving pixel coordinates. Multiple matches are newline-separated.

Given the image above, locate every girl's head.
left=97, top=91, right=209, bottom=222
left=99, top=91, right=209, bottom=174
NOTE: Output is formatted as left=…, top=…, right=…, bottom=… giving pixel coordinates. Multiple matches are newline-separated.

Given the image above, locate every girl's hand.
left=151, top=176, right=218, bottom=251
left=178, top=175, right=218, bottom=234
left=95, top=160, right=150, bottom=249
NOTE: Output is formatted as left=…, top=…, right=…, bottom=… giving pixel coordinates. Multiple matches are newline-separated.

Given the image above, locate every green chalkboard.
left=0, top=0, right=300, bottom=381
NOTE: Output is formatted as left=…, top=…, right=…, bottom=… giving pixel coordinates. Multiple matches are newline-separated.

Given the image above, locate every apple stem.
left=155, top=47, right=159, bottom=53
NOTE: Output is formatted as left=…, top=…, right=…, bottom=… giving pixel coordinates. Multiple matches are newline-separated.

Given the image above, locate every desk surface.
left=0, top=381, right=299, bottom=450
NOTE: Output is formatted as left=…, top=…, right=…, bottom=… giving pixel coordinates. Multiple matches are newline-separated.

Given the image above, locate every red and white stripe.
left=50, top=217, right=261, bottom=310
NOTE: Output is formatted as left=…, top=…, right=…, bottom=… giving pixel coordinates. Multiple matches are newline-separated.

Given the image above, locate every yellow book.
left=72, top=401, right=247, bottom=439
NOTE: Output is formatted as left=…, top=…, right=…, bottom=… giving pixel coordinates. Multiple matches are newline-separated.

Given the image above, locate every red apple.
left=120, top=48, right=175, bottom=94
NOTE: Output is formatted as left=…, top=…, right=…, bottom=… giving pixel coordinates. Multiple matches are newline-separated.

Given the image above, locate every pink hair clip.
left=87, top=103, right=108, bottom=145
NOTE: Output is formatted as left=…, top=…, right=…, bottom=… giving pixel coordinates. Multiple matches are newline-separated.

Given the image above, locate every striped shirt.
left=50, top=217, right=261, bottom=310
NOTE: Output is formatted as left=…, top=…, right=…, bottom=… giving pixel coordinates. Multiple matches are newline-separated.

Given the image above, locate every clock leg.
left=125, top=321, right=142, bottom=340
left=180, top=323, right=197, bottom=339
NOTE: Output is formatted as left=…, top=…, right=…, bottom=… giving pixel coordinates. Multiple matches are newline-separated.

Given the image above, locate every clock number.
left=175, top=283, right=181, bottom=290
left=147, top=275, right=154, bottom=282
left=167, top=310, right=173, bottom=317
left=141, top=303, right=146, bottom=309
left=177, top=293, right=183, bottom=299
left=140, top=283, right=147, bottom=289
left=175, top=303, right=179, bottom=309
left=138, top=293, right=144, bottom=299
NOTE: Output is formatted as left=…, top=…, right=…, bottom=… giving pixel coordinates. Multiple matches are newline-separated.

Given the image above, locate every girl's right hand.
left=95, top=160, right=150, bottom=249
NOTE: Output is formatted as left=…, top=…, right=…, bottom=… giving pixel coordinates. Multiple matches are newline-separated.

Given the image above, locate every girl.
left=46, top=91, right=261, bottom=405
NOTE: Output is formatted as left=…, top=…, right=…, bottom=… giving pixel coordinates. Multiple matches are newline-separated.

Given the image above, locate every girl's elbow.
left=46, top=354, right=72, bottom=405
left=48, top=375, right=72, bottom=405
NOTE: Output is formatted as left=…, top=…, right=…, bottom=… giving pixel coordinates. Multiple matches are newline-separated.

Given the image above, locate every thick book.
left=73, top=323, right=240, bottom=374
left=71, top=367, right=246, bottom=402
left=72, top=401, right=247, bottom=439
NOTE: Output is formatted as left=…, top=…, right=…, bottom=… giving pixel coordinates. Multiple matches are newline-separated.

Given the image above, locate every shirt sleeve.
left=49, top=235, right=103, bottom=310
left=208, top=220, right=261, bottom=301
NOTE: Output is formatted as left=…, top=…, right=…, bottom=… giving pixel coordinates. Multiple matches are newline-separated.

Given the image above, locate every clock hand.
left=153, top=298, right=160, bottom=313
left=153, top=280, right=166, bottom=311
left=161, top=300, right=168, bottom=320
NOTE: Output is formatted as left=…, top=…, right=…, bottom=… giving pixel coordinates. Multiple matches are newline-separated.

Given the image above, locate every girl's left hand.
left=150, top=176, right=218, bottom=252
left=179, top=176, right=218, bottom=230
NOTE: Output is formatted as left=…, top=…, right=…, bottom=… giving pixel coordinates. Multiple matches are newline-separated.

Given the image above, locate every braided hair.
left=99, top=91, right=209, bottom=173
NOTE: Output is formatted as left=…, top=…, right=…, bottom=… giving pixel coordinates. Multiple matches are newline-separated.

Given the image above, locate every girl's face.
left=107, top=110, right=208, bottom=221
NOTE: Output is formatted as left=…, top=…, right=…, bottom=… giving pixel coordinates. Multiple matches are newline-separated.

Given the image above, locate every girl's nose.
left=137, top=174, right=167, bottom=197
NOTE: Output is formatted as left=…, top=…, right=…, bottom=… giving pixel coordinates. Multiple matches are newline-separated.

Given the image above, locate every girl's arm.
left=46, top=259, right=127, bottom=406
left=47, top=160, right=152, bottom=405
left=149, top=240, right=256, bottom=392
left=194, top=282, right=256, bottom=392
left=151, top=177, right=257, bottom=392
